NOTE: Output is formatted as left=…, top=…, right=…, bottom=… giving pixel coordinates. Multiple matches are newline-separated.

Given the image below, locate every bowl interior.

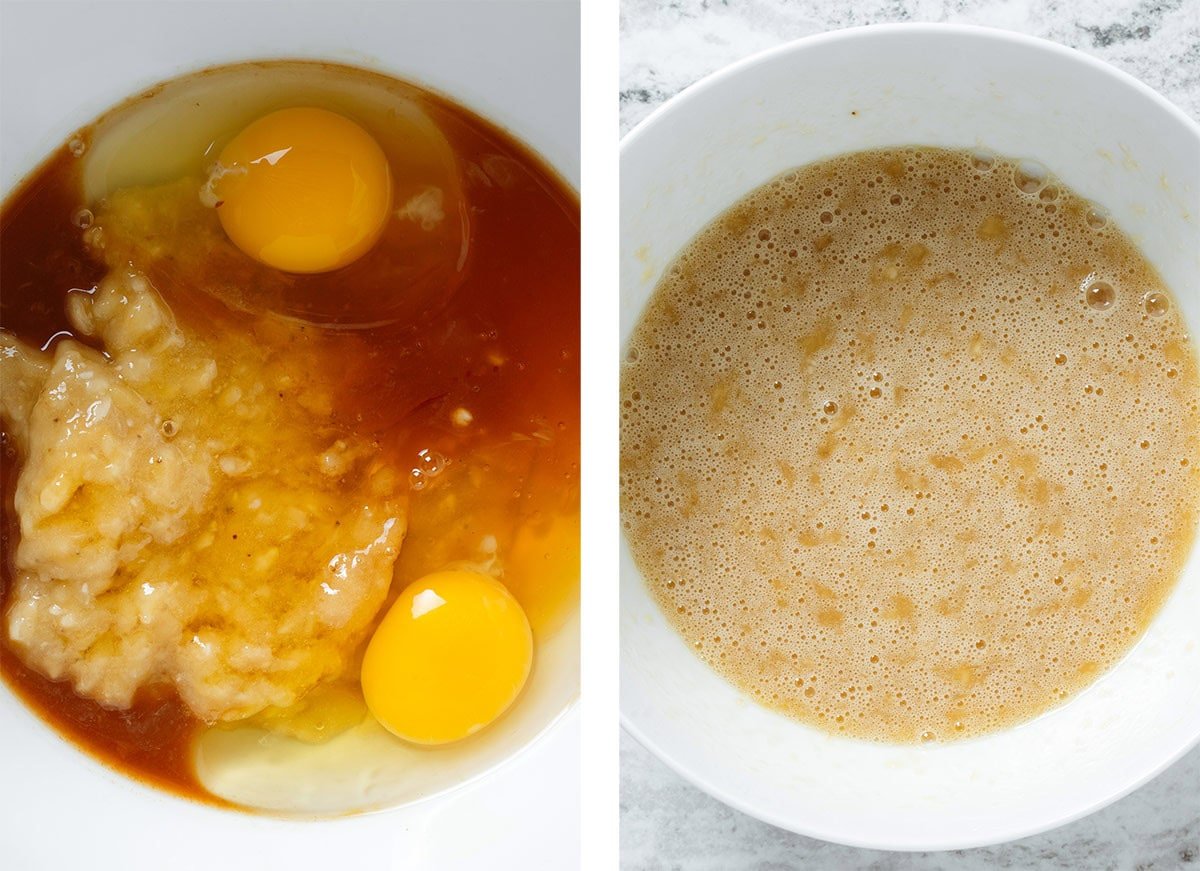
left=620, top=24, right=1200, bottom=851
left=0, top=0, right=579, bottom=819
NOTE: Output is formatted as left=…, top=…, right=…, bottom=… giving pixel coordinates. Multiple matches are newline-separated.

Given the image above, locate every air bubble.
left=819, top=211, right=833, bottom=225
left=1085, top=204, right=1109, bottom=230
left=1143, top=291, right=1169, bottom=317
left=409, top=448, right=449, bottom=490
left=159, top=419, right=178, bottom=438
left=970, top=149, right=996, bottom=171
left=1085, top=280, right=1116, bottom=311
left=72, top=208, right=93, bottom=230
left=67, top=136, right=87, bottom=158
left=1013, top=160, right=1049, bottom=194
left=823, top=400, right=839, bottom=415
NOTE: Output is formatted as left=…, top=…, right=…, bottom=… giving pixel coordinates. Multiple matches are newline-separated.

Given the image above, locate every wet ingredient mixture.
left=1, top=61, right=579, bottom=800
left=621, top=147, right=1200, bottom=742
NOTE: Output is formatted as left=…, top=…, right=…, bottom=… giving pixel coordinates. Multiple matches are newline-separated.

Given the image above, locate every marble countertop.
left=622, top=732, right=1200, bottom=869
left=619, top=0, right=1200, bottom=867
left=620, top=0, right=1200, bottom=134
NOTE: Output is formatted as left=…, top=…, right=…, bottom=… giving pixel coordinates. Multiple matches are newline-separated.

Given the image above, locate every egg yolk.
left=212, top=107, right=393, bottom=273
left=361, top=570, right=533, bottom=745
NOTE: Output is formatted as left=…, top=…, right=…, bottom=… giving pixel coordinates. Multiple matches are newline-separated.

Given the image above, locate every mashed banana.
left=1, top=243, right=405, bottom=721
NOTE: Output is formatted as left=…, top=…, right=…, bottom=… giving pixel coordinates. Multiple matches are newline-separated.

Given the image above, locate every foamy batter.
left=620, top=147, right=1200, bottom=742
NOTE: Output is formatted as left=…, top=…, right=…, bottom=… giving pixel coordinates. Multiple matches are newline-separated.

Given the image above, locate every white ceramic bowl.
left=620, top=23, right=1200, bottom=851
left=0, top=1, right=578, bottom=867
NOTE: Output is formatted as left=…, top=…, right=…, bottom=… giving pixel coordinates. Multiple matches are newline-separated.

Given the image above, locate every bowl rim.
left=3, top=54, right=581, bottom=206
left=618, top=21, right=1200, bottom=852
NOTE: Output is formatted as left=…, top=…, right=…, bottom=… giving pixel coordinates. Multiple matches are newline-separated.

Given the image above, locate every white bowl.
left=620, top=23, right=1200, bottom=851
left=0, top=1, right=579, bottom=867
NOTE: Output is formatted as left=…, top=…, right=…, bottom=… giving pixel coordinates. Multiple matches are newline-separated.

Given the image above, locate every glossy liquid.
left=1, top=62, right=579, bottom=800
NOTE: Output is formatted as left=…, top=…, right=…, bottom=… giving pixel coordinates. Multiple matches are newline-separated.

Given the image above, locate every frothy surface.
left=620, top=147, right=1200, bottom=742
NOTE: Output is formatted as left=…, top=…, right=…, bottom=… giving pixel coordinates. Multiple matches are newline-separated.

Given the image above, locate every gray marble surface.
left=620, top=0, right=1200, bottom=135
left=619, top=0, right=1200, bottom=867
left=622, top=733, right=1200, bottom=869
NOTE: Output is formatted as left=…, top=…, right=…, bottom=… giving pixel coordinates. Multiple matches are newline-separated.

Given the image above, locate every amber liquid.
left=0, top=64, right=579, bottom=801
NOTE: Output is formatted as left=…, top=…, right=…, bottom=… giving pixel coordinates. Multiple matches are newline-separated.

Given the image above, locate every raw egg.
left=361, top=569, right=533, bottom=745
left=211, top=107, right=393, bottom=273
